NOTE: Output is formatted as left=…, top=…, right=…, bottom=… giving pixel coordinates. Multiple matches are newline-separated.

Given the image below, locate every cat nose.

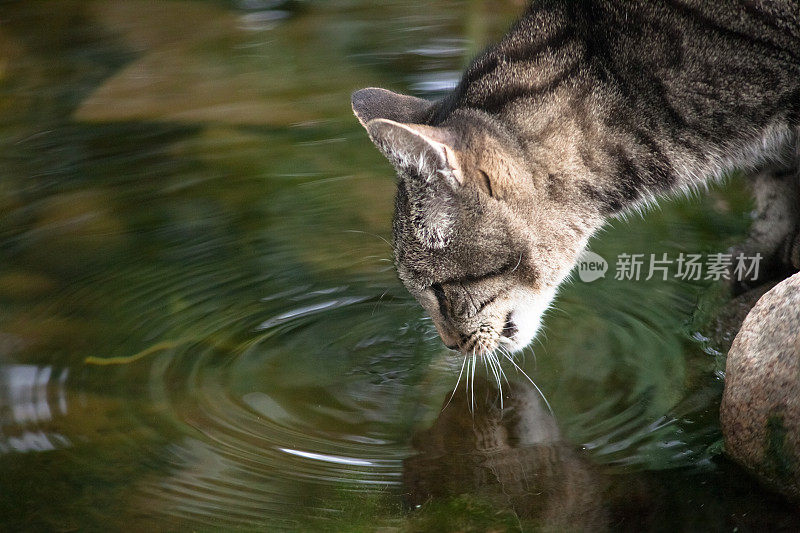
left=431, top=319, right=460, bottom=350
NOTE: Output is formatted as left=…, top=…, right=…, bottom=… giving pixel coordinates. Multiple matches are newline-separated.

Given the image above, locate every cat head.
left=353, top=87, right=599, bottom=355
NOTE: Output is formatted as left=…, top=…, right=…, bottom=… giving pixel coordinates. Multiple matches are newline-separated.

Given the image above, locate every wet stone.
left=706, top=282, right=779, bottom=354
left=721, top=271, right=800, bottom=500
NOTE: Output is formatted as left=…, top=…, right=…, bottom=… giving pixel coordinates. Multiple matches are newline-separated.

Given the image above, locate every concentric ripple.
left=0, top=0, right=765, bottom=529
left=107, top=266, right=444, bottom=528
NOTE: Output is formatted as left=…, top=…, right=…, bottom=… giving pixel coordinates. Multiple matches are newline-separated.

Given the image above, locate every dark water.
left=1, top=1, right=798, bottom=531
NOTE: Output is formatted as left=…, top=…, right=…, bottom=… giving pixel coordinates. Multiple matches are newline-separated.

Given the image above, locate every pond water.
left=1, top=1, right=799, bottom=530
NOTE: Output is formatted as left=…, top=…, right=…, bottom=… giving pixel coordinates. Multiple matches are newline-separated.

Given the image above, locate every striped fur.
left=354, top=0, right=800, bottom=355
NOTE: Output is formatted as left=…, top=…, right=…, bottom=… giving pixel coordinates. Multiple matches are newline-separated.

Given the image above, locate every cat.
left=404, top=376, right=608, bottom=531
left=352, top=1, right=800, bottom=356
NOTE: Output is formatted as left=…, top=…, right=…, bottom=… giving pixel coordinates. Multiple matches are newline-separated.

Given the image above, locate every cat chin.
left=501, top=287, right=557, bottom=354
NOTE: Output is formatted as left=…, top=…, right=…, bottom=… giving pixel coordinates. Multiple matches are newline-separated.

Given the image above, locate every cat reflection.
left=404, top=377, right=607, bottom=531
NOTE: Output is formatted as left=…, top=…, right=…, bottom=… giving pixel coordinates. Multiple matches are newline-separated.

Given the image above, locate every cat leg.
left=729, top=163, right=800, bottom=293
left=780, top=134, right=800, bottom=270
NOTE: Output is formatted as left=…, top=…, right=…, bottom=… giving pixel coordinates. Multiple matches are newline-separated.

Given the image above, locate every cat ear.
left=352, top=87, right=433, bottom=126
left=365, top=118, right=463, bottom=248
left=364, top=118, right=463, bottom=187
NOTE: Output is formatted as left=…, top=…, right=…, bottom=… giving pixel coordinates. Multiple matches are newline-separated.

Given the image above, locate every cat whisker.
left=371, top=288, right=391, bottom=316
left=497, top=345, right=515, bottom=379
left=495, top=348, right=511, bottom=386
left=343, top=229, right=392, bottom=249
left=470, top=348, right=477, bottom=414
left=496, top=354, right=507, bottom=410
left=442, top=354, right=468, bottom=412
left=524, top=344, right=537, bottom=368
left=479, top=341, right=495, bottom=402
left=465, top=354, right=471, bottom=411
left=509, top=251, right=523, bottom=274
left=502, top=351, right=554, bottom=416
left=486, top=350, right=504, bottom=410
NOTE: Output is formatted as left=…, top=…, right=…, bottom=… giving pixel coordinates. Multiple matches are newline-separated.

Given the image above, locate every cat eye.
left=431, top=282, right=446, bottom=302
left=430, top=282, right=449, bottom=317
left=437, top=256, right=518, bottom=287
left=429, top=280, right=499, bottom=318
left=478, top=169, right=494, bottom=197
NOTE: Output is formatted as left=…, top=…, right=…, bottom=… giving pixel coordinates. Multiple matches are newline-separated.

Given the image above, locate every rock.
left=705, top=281, right=778, bottom=355
left=721, top=271, right=800, bottom=499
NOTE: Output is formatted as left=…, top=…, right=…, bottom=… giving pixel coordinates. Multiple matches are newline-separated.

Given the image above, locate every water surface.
left=1, top=1, right=798, bottom=530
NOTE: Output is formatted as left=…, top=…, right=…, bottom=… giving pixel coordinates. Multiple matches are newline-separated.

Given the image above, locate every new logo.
left=577, top=250, right=608, bottom=283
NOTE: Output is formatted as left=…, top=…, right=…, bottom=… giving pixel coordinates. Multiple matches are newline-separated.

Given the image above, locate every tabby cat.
left=352, top=1, right=800, bottom=356
left=404, top=376, right=607, bottom=530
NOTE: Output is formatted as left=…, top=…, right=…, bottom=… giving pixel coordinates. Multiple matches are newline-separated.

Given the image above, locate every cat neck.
left=440, top=0, right=799, bottom=219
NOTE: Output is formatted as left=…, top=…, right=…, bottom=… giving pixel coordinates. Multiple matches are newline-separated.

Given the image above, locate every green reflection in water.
left=0, top=0, right=797, bottom=531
